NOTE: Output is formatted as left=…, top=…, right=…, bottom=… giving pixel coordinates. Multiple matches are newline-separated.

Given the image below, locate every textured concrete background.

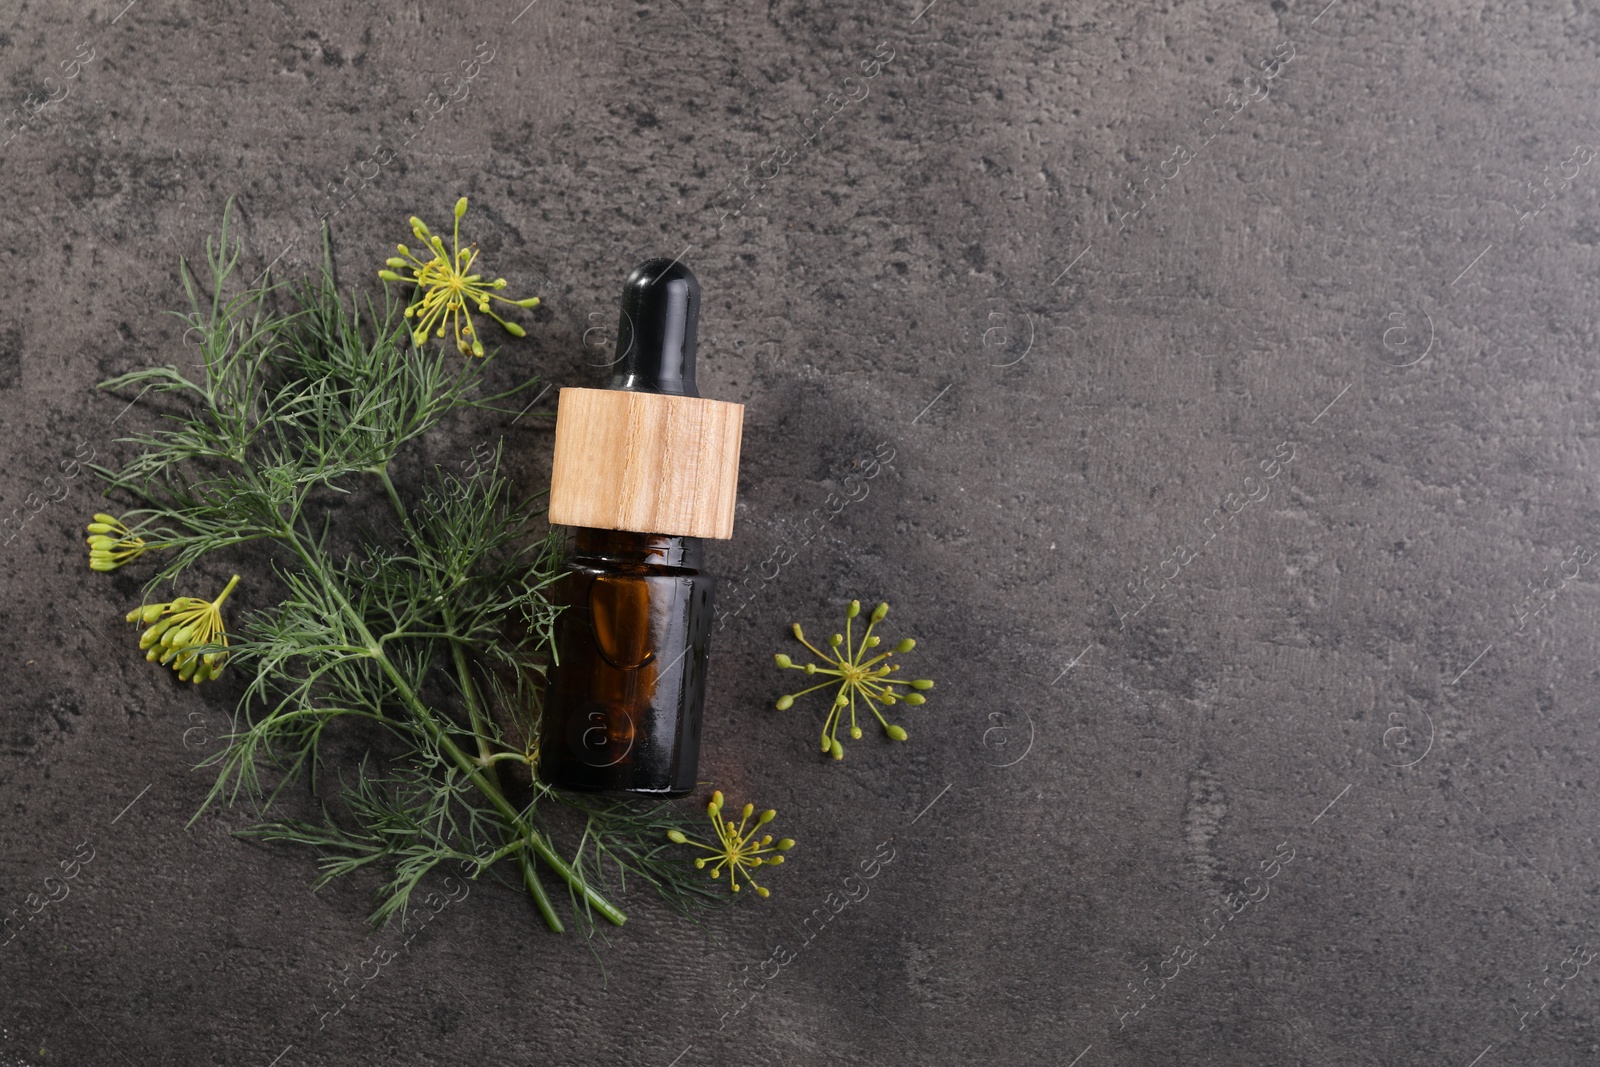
left=3, top=0, right=1600, bottom=1063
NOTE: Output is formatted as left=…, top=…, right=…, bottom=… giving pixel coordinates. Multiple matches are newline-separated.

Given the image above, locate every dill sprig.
left=90, top=201, right=710, bottom=933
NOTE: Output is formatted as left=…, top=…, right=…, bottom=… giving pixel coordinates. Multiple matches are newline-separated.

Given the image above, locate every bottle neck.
left=570, top=527, right=703, bottom=569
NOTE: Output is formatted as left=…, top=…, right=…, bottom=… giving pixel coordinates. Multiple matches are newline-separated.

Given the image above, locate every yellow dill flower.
left=85, top=513, right=156, bottom=572
left=126, top=574, right=241, bottom=684
left=774, top=600, right=934, bottom=759
left=378, top=197, right=541, bottom=358
left=666, top=790, right=794, bottom=898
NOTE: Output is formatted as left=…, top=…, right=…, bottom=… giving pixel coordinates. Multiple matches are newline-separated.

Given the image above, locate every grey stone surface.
left=3, top=0, right=1599, bottom=1063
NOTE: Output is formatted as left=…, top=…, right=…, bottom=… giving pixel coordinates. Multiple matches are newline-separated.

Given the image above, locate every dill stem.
left=366, top=461, right=494, bottom=764
left=279, top=521, right=626, bottom=929
left=446, top=614, right=497, bottom=766
left=368, top=463, right=409, bottom=521
left=519, top=849, right=564, bottom=932
left=481, top=751, right=533, bottom=766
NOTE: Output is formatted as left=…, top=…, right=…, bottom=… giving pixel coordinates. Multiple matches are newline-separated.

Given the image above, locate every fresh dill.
left=89, top=202, right=719, bottom=933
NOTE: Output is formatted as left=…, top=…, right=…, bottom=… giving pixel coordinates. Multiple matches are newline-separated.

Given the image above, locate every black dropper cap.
left=609, top=258, right=700, bottom=398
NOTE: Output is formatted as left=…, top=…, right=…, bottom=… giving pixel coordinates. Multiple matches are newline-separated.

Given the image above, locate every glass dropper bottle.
left=537, top=259, right=744, bottom=796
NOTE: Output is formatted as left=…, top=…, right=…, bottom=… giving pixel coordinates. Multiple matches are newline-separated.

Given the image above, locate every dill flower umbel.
left=774, top=599, right=934, bottom=759
left=85, top=513, right=154, bottom=572
left=378, top=197, right=541, bottom=357
left=666, top=790, right=794, bottom=898
left=127, top=574, right=241, bottom=683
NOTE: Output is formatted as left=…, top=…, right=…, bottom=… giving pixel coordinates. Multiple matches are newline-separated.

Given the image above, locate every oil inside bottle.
left=538, top=529, right=712, bottom=795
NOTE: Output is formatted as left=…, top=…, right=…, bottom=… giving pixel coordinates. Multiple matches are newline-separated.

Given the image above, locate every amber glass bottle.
left=538, top=529, right=711, bottom=793
left=537, top=260, right=743, bottom=796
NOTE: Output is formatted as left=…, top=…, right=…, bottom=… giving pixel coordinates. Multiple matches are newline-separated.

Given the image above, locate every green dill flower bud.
left=775, top=694, right=794, bottom=710
left=662, top=789, right=794, bottom=898
left=772, top=596, right=933, bottom=760
left=385, top=200, right=539, bottom=357
left=126, top=576, right=240, bottom=684
left=86, top=514, right=158, bottom=572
